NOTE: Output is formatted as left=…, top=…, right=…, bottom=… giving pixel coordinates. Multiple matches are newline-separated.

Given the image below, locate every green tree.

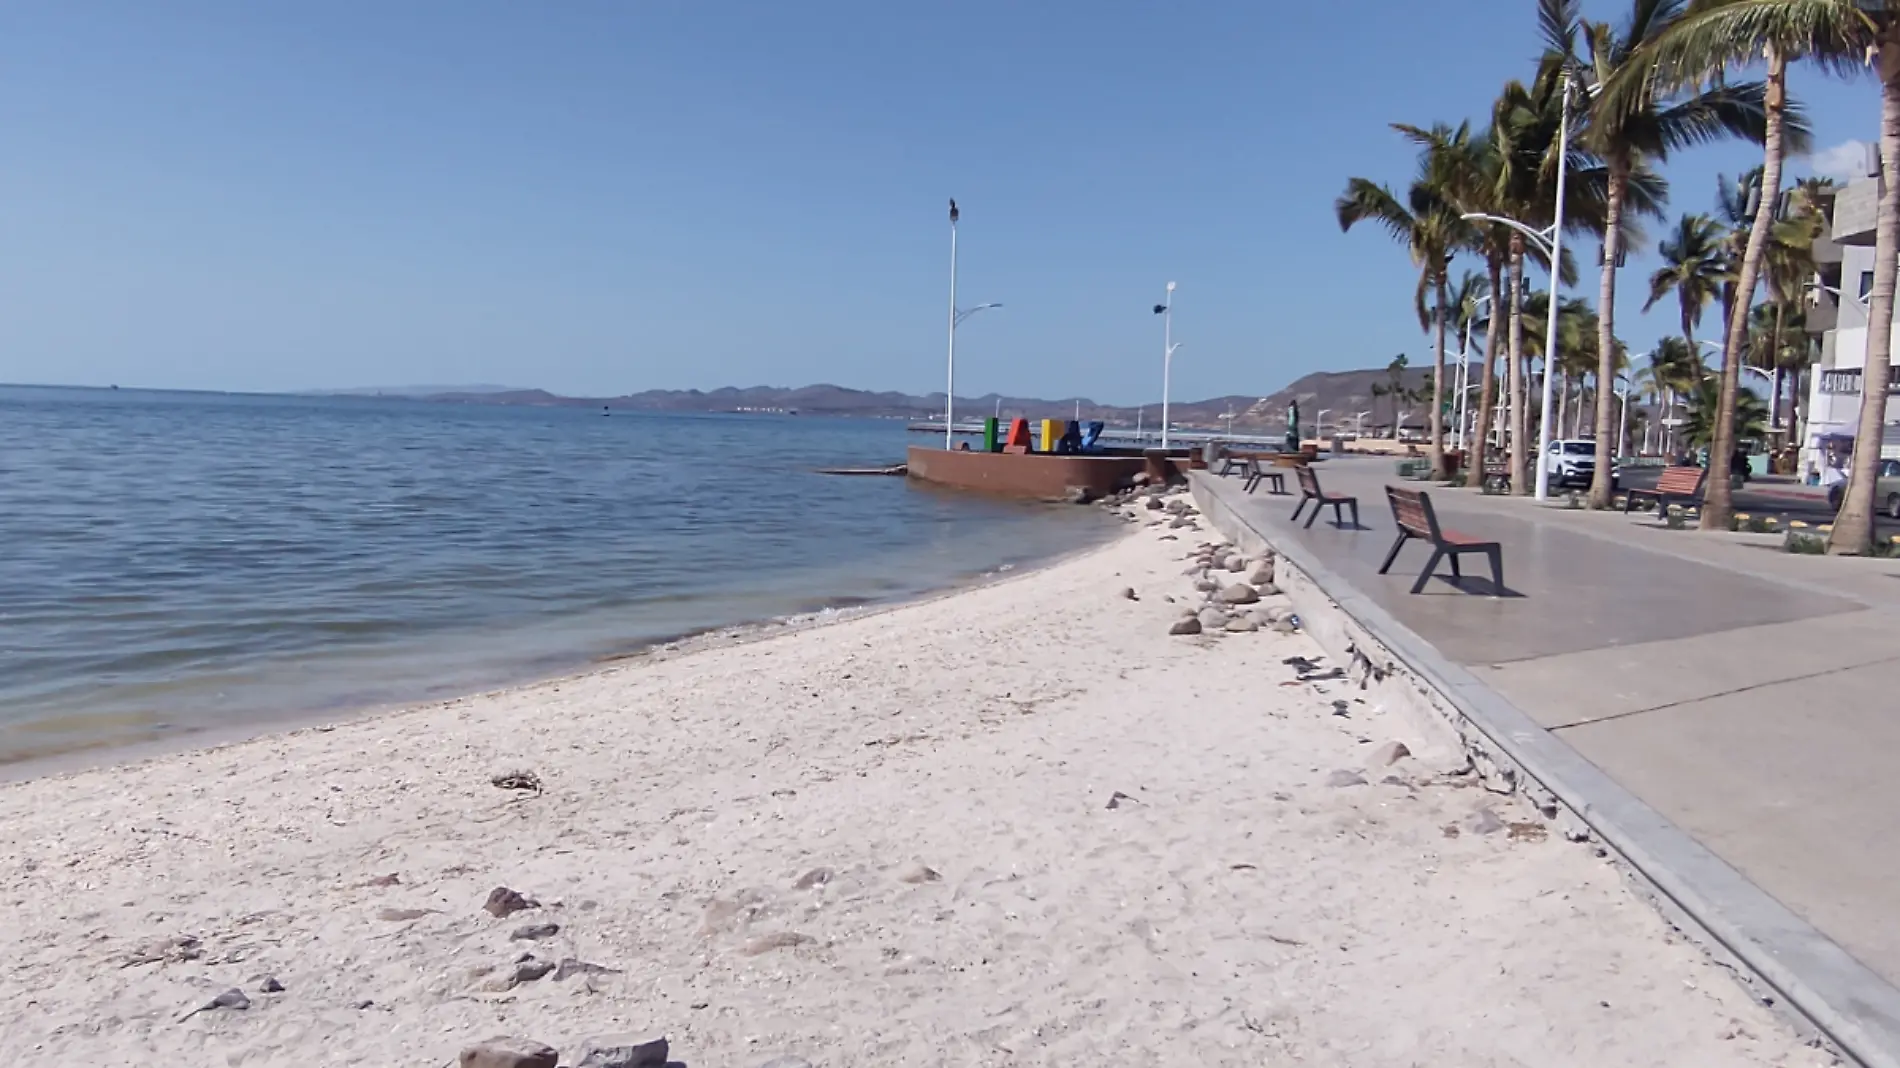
left=1397, top=123, right=1512, bottom=486
left=1549, top=0, right=1775, bottom=508
left=1620, top=0, right=1863, bottom=542
left=1490, top=57, right=1599, bottom=495
left=1337, top=136, right=1474, bottom=474
left=1682, top=373, right=1769, bottom=450
left=1647, top=335, right=1705, bottom=455
left=1644, top=212, right=1728, bottom=360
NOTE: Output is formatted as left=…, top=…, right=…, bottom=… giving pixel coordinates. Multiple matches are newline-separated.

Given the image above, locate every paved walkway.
left=1198, top=457, right=1900, bottom=1002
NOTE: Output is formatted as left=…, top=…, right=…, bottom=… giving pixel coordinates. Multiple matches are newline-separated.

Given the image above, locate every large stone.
left=483, top=886, right=535, bottom=918
left=1165, top=498, right=1189, bottom=514
left=1145, top=497, right=1164, bottom=511
left=1248, top=563, right=1275, bottom=586
left=896, top=861, right=942, bottom=884
left=481, top=959, right=556, bottom=992
left=1218, top=583, right=1260, bottom=605
left=1224, top=554, right=1247, bottom=572
left=460, top=1037, right=559, bottom=1068
left=510, top=922, right=560, bottom=941
left=1169, top=617, right=1202, bottom=636
left=1324, top=769, right=1368, bottom=788
left=1369, top=741, right=1412, bottom=767
left=574, top=1034, right=670, bottom=1068
left=1224, top=616, right=1260, bottom=633
left=1168, top=516, right=1193, bottom=528
left=1197, top=607, right=1230, bottom=629
left=1193, top=578, right=1217, bottom=592
left=1466, top=808, right=1507, bottom=835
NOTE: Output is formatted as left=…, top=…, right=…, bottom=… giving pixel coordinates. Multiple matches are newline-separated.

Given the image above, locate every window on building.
left=1860, top=269, right=1875, bottom=302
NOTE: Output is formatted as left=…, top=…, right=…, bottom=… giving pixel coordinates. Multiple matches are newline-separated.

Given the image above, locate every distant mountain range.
left=326, top=367, right=1436, bottom=431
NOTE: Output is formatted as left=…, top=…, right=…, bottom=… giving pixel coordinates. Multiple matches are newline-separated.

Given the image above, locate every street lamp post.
left=945, top=200, right=958, bottom=450
left=1460, top=72, right=1573, bottom=500
left=1317, top=409, right=1332, bottom=437
left=1154, top=282, right=1178, bottom=449
left=1453, top=295, right=1494, bottom=452
left=942, top=199, right=1002, bottom=448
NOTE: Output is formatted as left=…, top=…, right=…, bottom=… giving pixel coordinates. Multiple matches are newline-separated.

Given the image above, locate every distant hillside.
left=379, top=368, right=1433, bottom=431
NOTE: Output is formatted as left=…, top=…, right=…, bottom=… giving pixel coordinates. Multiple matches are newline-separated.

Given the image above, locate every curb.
left=1190, top=471, right=1900, bottom=1068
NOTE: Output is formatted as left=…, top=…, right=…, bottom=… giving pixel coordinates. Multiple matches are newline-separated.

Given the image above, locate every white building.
left=1803, top=160, right=1900, bottom=472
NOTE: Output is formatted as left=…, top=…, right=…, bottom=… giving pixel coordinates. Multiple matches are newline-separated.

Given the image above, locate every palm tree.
left=1338, top=135, right=1473, bottom=476
left=1401, top=123, right=1512, bottom=487
left=1622, top=0, right=1862, bottom=542
left=1551, top=0, right=1772, bottom=509
left=1445, top=268, right=1492, bottom=453
left=1644, top=213, right=1727, bottom=360
left=1682, top=372, right=1770, bottom=450
left=1648, top=335, right=1705, bottom=456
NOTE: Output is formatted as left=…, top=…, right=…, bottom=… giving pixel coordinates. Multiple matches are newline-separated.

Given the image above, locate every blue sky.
left=0, top=1, right=1879, bottom=404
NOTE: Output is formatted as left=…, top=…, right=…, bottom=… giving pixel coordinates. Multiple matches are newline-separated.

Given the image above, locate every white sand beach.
left=0, top=494, right=1832, bottom=1067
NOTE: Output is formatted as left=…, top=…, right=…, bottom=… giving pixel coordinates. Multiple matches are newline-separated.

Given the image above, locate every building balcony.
left=1833, top=179, right=1879, bottom=246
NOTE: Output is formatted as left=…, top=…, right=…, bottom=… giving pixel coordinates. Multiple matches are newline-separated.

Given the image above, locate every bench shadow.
left=1427, top=574, right=1525, bottom=598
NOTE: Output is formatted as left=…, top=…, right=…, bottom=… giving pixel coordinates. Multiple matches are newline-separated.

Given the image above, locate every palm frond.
left=1539, top=0, right=1583, bottom=63
left=1652, top=80, right=1771, bottom=152
left=1645, top=0, right=1874, bottom=88
left=1336, top=178, right=1414, bottom=242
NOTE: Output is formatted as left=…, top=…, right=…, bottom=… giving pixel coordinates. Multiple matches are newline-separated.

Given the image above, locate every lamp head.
left=1166, top=281, right=1176, bottom=293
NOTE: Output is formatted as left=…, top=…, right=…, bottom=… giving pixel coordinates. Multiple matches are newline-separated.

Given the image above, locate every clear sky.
left=0, top=1, right=1878, bottom=404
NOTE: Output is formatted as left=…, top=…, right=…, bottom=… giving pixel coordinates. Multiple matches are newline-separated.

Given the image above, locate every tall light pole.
left=1461, top=71, right=1573, bottom=500
left=945, top=199, right=959, bottom=450
left=1154, top=282, right=1177, bottom=449
left=942, top=199, right=1002, bottom=447
left=1317, top=409, right=1332, bottom=436
left=1454, top=295, right=1493, bottom=452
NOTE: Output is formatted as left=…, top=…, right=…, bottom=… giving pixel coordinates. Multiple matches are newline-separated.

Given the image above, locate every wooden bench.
left=1623, top=465, right=1706, bottom=514
left=1379, top=486, right=1504, bottom=595
left=1291, top=464, right=1359, bottom=529
left=1244, top=467, right=1288, bottom=495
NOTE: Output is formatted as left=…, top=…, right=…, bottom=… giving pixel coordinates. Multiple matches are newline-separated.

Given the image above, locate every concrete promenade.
left=1193, top=457, right=1900, bottom=1066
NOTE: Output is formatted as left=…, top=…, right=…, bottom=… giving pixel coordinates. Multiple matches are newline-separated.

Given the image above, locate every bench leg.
left=1448, top=552, right=1462, bottom=579
left=1244, top=473, right=1260, bottom=494
left=1291, top=498, right=1307, bottom=523
left=1411, top=549, right=1444, bottom=594
left=1272, top=475, right=1287, bottom=495
left=1378, top=531, right=1411, bottom=574
left=1303, top=499, right=1322, bottom=528
left=1486, top=546, right=1504, bottom=594
left=1348, top=500, right=1360, bottom=528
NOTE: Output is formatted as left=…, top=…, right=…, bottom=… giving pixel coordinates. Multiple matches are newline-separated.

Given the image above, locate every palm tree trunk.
left=1706, top=46, right=1786, bottom=531
left=1468, top=258, right=1504, bottom=489
left=1590, top=160, right=1627, bottom=508
left=1508, top=239, right=1530, bottom=496
left=1431, top=273, right=1448, bottom=477
left=1834, top=42, right=1900, bottom=554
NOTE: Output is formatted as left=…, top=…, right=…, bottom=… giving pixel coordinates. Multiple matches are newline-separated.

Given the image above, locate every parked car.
left=1542, top=439, right=1598, bottom=489
left=1827, top=458, right=1900, bottom=516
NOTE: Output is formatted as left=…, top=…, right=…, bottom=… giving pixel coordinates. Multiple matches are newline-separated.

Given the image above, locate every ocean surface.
left=0, top=386, right=1111, bottom=766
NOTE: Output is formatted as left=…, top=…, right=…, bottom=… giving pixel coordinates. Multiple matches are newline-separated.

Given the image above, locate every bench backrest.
left=1296, top=464, right=1322, bottom=496
left=1656, top=465, right=1706, bottom=495
left=1385, top=485, right=1442, bottom=540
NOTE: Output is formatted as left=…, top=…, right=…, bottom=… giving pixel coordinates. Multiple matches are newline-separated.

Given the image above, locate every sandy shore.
left=0, top=493, right=1832, bottom=1067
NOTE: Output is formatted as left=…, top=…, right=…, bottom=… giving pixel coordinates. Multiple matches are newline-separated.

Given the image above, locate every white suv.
left=1543, top=439, right=1598, bottom=489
